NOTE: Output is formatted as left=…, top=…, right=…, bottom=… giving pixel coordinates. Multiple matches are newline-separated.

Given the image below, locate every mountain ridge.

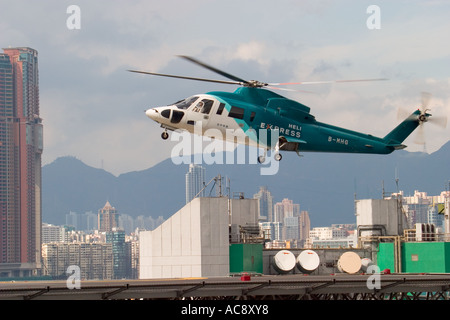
left=42, top=141, right=450, bottom=227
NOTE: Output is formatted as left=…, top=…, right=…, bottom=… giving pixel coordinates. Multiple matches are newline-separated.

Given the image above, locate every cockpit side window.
left=171, top=110, right=184, bottom=123
left=192, top=99, right=214, bottom=114
left=161, top=109, right=171, bottom=119
left=174, top=97, right=198, bottom=110
left=200, top=99, right=214, bottom=114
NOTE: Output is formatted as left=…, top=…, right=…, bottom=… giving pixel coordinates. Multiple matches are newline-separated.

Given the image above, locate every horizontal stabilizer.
left=386, top=144, right=407, bottom=150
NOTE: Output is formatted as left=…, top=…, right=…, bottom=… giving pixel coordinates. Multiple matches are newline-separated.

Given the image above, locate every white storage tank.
left=272, top=250, right=296, bottom=274
left=296, top=250, right=320, bottom=274
left=337, top=251, right=361, bottom=274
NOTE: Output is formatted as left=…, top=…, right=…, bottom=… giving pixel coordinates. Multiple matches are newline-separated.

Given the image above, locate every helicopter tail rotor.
left=398, top=92, right=448, bottom=146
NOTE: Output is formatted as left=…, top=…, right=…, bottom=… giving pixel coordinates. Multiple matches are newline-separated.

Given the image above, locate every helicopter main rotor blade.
left=127, top=70, right=242, bottom=86
left=268, top=78, right=388, bottom=86
left=178, top=55, right=250, bottom=85
left=130, top=55, right=388, bottom=91
left=265, top=86, right=318, bottom=94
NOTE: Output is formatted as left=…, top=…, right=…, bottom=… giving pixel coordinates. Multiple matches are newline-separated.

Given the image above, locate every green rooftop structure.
left=377, top=242, right=450, bottom=273
left=229, top=243, right=263, bottom=274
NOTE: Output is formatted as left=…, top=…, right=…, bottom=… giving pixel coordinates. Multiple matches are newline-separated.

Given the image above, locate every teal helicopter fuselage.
left=146, top=87, right=424, bottom=158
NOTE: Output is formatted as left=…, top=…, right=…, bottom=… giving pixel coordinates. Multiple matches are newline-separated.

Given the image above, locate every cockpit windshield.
left=173, top=96, right=199, bottom=110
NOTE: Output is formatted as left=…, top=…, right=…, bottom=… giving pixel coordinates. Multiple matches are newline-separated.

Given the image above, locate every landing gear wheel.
left=161, top=131, right=169, bottom=140
left=274, top=153, right=282, bottom=161
left=257, top=156, right=266, bottom=164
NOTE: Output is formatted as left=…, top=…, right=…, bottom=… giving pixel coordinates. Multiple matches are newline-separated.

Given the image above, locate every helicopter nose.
left=145, top=108, right=159, bottom=121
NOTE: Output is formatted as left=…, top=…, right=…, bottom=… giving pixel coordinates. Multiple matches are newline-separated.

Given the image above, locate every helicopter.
left=129, top=55, right=447, bottom=163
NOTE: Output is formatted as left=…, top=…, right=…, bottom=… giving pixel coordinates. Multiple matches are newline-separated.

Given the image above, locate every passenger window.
left=216, top=103, right=225, bottom=115
left=250, top=111, right=256, bottom=122
left=228, top=106, right=245, bottom=119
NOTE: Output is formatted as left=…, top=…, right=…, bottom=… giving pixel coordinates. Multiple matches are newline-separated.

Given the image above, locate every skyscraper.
left=299, top=210, right=311, bottom=243
left=273, top=198, right=300, bottom=222
left=98, top=201, right=119, bottom=232
left=274, top=198, right=301, bottom=241
left=0, top=47, right=43, bottom=277
left=106, top=228, right=130, bottom=279
left=185, top=164, right=205, bottom=203
left=253, top=186, right=273, bottom=222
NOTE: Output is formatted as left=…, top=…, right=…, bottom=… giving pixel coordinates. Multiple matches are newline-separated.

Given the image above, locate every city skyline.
left=43, top=180, right=450, bottom=241
left=36, top=133, right=450, bottom=236
left=38, top=184, right=450, bottom=281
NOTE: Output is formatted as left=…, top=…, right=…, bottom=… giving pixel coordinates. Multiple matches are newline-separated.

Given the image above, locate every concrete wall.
left=139, top=197, right=229, bottom=279
left=356, top=199, right=406, bottom=236
left=229, top=198, right=258, bottom=226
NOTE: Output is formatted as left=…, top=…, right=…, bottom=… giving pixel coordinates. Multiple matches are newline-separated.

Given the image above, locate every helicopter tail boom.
left=382, top=110, right=423, bottom=147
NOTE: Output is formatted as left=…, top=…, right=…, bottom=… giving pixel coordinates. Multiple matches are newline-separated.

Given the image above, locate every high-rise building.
left=0, top=47, right=43, bottom=278
left=284, top=216, right=301, bottom=240
left=106, top=228, right=130, bottom=279
left=185, top=164, right=205, bottom=203
left=299, top=210, right=311, bottom=243
left=273, top=198, right=302, bottom=241
left=273, top=198, right=300, bottom=222
left=253, top=186, right=273, bottom=222
left=98, top=201, right=119, bottom=232
left=129, top=238, right=139, bottom=279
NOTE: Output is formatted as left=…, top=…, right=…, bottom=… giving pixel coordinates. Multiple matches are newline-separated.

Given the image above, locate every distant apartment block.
left=42, top=223, right=66, bottom=243
left=42, top=243, right=113, bottom=280
left=66, top=211, right=98, bottom=231
left=390, top=190, right=449, bottom=229
left=0, top=47, right=43, bottom=278
left=308, top=225, right=357, bottom=248
left=309, top=226, right=348, bottom=240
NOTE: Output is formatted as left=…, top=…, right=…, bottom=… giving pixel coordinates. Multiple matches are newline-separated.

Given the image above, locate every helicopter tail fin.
left=383, top=110, right=420, bottom=147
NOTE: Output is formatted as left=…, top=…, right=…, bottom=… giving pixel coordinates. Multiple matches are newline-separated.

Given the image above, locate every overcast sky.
left=2, top=0, right=449, bottom=175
